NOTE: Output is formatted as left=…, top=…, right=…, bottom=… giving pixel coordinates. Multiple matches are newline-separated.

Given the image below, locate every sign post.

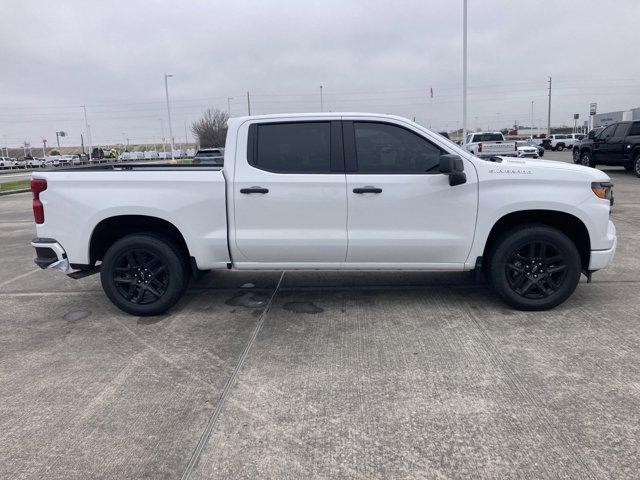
left=589, top=103, right=597, bottom=132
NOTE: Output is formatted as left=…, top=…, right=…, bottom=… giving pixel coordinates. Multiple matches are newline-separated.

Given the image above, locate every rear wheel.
left=100, top=234, right=187, bottom=316
left=572, top=149, right=580, bottom=163
left=556, top=143, right=565, bottom=152
left=488, top=225, right=581, bottom=310
left=580, top=151, right=595, bottom=168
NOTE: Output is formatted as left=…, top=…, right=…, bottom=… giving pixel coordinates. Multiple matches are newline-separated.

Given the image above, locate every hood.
left=491, top=156, right=611, bottom=182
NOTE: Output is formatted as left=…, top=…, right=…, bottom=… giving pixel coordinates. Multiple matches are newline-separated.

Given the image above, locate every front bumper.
left=588, top=221, right=617, bottom=271
left=31, top=238, right=70, bottom=273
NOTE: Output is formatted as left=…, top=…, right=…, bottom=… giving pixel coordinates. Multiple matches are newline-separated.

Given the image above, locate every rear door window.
left=613, top=123, right=630, bottom=137
left=629, top=122, right=640, bottom=136
left=251, top=122, right=333, bottom=173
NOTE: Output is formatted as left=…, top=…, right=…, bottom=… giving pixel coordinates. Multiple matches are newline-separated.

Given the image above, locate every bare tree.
left=191, top=108, right=229, bottom=148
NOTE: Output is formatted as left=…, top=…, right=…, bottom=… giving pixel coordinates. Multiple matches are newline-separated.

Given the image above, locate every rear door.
left=343, top=120, right=478, bottom=267
left=606, top=122, right=630, bottom=161
left=232, top=120, right=348, bottom=266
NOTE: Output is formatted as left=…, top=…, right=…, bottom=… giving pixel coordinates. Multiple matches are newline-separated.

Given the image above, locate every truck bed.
left=32, top=166, right=230, bottom=270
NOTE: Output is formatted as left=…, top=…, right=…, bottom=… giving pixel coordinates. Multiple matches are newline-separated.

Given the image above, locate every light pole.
left=227, top=97, right=233, bottom=115
left=164, top=74, right=175, bottom=162
left=159, top=118, right=166, bottom=153
left=82, top=105, right=92, bottom=161
left=462, top=0, right=468, bottom=146
left=320, top=85, right=323, bottom=112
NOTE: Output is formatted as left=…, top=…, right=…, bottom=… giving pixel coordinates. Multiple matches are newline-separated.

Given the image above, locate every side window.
left=252, top=122, right=331, bottom=173
left=354, top=122, right=444, bottom=174
left=613, top=123, right=629, bottom=137
left=600, top=125, right=616, bottom=139
left=629, top=122, right=640, bottom=136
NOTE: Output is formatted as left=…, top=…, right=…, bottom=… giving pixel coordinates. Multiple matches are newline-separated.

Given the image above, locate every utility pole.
left=82, top=105, right=92, bottom=162
left=246, top=91, right=251, bottom=115
left=530, top=100, right=534, bottom=138
left=164, top=74, right=175, bottom=162
left=80, top=134, right=85, bottom=154
left=320, top=85, right=323, bottom=112
left=184, top=121, right=188, bottom=149
left=547, top=76, right=552, bottom=136
left=462, top=0, right=468, bottom=146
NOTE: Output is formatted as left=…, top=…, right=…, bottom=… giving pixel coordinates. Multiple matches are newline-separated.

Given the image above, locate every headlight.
left=591, top=182, right=614, bottom=205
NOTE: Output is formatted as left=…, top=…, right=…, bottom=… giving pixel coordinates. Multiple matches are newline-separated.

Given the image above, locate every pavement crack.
left=180, top=271, right=285, bottom=480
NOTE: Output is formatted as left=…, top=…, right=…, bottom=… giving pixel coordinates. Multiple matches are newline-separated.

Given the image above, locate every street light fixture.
left=164, top=74, right=175, bottom=162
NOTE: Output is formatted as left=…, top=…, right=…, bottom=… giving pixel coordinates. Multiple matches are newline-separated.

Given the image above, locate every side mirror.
left=588, top=131, right=596, bottom=140
left=439, top=154, right=467, bottom=186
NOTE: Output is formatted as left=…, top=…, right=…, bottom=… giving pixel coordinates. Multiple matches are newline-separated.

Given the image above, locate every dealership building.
left=593, top=107, right=640, bottom=126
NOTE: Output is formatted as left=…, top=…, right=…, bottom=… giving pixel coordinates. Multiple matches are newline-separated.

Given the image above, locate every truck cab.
left=574, top=121, right=640, bottom=175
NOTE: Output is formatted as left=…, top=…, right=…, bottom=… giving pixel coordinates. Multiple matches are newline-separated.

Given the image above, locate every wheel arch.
left=482, top=210, right=591, bottom=270
left=89, top=215, right=191, bottom=267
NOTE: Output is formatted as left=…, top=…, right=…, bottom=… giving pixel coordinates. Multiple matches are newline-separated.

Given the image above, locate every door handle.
left=240, top=186, right=269, bottom=194
left=353, top=186, right=382, bottom=194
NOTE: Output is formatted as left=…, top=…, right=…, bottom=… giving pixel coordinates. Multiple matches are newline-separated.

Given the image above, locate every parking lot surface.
left=1, top=151, right=639, bottom=479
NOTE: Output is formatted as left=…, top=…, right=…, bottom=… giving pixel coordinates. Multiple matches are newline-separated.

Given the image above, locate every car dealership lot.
left=1, top=152, right=639, bottom=479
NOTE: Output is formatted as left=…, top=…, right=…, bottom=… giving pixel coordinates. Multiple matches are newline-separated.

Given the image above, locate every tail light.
left=477, top=142, right=483, bottom=153
left=31, top=178, right=47, bottom=224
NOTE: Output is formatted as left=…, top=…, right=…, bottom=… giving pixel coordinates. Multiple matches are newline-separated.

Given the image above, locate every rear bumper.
left=589, top=221, right=617, bottom=271
left=31, top=238, right=70, bottom=273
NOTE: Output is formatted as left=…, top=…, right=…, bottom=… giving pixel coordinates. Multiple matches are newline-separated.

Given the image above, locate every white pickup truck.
left=465, top=132, right=518, bottom=158
left=30, top=113, right=617, bottom=315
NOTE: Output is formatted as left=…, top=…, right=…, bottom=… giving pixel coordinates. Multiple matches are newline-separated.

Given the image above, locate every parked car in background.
left=31, top=113, right=616, bottom=316
left=186, top=148, right=196, bottom=158
left=465, top=132, right=517, bottom=158
left=573, top=121, right=640, bottom=175
left=549, top=133, right=584, bottom=151
left=515, top=140, right=542, bottom=158
left=43, top=156, right=61, bottom=168
left=26, top=157, right=45, bottom=168
left=143, top=151, right=159, bottom=160
left=193, top=148, right=225, bottom=165
left=0, top=157, right=16, bottom=169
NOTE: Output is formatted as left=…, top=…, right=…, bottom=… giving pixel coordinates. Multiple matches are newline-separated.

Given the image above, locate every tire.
left=572, top=149, right=580, bottom=163
left=556, top=143, right=565, bottom=152
left=487, top=225, right=581, bottom=311
left=580, top=150, right=595, bottom=168
left=100, top=234, right=187, bottom=316
left=634, top=153, right=640, bottom=178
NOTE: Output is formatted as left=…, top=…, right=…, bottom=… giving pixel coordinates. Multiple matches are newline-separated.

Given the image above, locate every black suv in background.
left=573, top=121, right=640, bottom=176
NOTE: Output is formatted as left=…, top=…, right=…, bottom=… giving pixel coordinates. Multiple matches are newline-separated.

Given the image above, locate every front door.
left=343, top=120, right=478, bottom=267
left=233, top=120, right=348, bottom=266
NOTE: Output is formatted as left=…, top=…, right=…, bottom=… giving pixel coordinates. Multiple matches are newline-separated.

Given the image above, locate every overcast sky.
left=1, top=0, right=639, bottom=148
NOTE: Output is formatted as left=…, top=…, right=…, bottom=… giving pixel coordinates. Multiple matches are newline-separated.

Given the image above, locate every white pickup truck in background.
left=30, top=113, right=617, bottom=315
left=465, top=132, right=518, bottom=158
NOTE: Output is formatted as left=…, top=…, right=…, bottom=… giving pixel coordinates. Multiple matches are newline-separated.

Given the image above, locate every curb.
left=0, top=188, right=30, bottom=197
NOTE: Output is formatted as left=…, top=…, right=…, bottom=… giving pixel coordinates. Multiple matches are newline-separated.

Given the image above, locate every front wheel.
left=572, top=149, right=580, bottom=163
left=100, top=234, right=187, bottom=316
left=488, top=225, right=581, bottom=310
left=634, top=153, right=640, bottom=178
left=556, top=143, right=565, bottom=152
left=580, top=151, right=595, bottom=168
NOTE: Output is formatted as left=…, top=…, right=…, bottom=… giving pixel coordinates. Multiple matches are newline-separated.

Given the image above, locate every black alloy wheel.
left=112, top=248, right=169, bottom=305
left=505, top=241, right=567, bottom=299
